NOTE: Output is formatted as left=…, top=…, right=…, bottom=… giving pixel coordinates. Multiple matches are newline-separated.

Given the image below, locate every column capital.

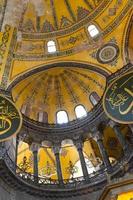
left=90, top=126, right=99, bottom=134
left=129, top=124, right=133, bottom=133
left=73, top=140, right=83, bottom=150
left=17, top=135, right=23, bottom=143
left=30, top=143, right=40, bottom=153
left=92, top=129, right=103, bottom=142
left=52, top=145, right=61, bottom=155
left=109, top=120, right=118, bottom=128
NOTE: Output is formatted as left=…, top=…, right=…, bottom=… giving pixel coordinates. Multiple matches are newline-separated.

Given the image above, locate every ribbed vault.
left=12, top=66, right=106, bottom=123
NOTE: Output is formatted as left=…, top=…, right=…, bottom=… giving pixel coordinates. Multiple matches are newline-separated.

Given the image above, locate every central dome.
left=12, top=66, right=106, bottom=124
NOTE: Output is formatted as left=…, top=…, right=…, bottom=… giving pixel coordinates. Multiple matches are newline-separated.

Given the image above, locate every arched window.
left=38, top=111, right=48, bottom=123
left=21, top=104, right=27, bottom=114
left=21, top=104, right=30, bottom=116
left=17, top=31, right=22, bottom=42
left=90, top=92, right=100, bottom=106
left=47, top=40, right=56, bottom=53
left=88, top=25, right=99, bottom=38
left=56, top=111, right=68, bottom=124
left=75, top=105, right=87, bottom=119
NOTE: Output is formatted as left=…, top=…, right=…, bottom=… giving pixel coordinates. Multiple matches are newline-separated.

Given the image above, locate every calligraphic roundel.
left=103, top=71, right=133, bottom=124
left=0, top=95, right=22, bottom=141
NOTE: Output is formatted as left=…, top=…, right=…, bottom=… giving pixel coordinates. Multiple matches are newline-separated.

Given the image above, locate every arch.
left=88, top=24, right=99, bottom=38
left=56, top=110, right=69, bottom=124
left=47, top=40, right=56, bottom=53
left=61, top=139, right=74, bottom=147
left=89, top=92, right=100, bottom=106
left=75, top=105, right=87, bottom=119
left=8, top=62, right=109, bottom=91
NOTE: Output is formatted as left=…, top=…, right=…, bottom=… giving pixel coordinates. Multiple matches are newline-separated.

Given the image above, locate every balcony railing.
left=1, top=146, right=132, bottom=190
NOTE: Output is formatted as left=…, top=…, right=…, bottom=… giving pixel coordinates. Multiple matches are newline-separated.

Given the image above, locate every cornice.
left=0, top=146, right=133, bottom=199
left=18, top=63, right=132, bottom=143
left=21, top=0, right=110, bottom=39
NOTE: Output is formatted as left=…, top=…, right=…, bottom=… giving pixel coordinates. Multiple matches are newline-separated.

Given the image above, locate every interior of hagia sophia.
left=0, top=0, right=132, bottom=200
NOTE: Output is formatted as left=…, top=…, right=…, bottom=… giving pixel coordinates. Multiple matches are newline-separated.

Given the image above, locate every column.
left=30, top=143, right=40, bottom=183
left=94, top=131, right=112, bottom=173
left=129, top=124, right=133, bottom=134
left=53, top=146, right=63, bottom=185
left=15, top=136, right=19, bottom=172
left=109, top=120, right=129, bottom=155
left=74, top=141, right=89, bottom=182
left=128, top=124, right=133, bottom=144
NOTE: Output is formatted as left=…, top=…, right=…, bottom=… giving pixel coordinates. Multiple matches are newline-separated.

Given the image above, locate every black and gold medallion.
left=103, top=71, right=133, bottom=124
left=0, top=95, right=22, bottom=141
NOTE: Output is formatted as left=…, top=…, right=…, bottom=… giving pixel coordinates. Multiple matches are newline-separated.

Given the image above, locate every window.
left=75, top=105, right=87, bottom=119
left=17, top=31, right=22, bottom=42
left=90, top=92, right=100, bottom=106
left=21, top=104, right=27, bottom=114
left=38, top=111, right=48, bottom=123
left=88, top=25, right=99, bottom=38
left=57, top=111, right=68, bottom=124
left=47, top=40, right=56, bottom=53
left=21, top=104, right=30, bottom=116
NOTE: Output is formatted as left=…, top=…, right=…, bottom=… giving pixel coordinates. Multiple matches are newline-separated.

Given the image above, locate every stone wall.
left=0, top=178, right=100, bottom=200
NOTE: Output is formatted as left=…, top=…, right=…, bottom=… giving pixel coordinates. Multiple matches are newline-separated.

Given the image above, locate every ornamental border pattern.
left=0, top=28, right=17, bottom=90
left=0, top=0, right=7, bottom=31
left=7, top=62, right=109, bottom=91
left=21, top=0, right=110, bottom=39
left=13, top=0, right=133, bottom=61
left=124, top=13, right=133, bottom=63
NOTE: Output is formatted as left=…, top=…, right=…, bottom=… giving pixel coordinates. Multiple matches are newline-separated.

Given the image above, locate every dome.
left=0, top=0, right=132, bottom=200
left=2, top=0, right=104, bottom=33
left=12, top=66, right=106, bottom=123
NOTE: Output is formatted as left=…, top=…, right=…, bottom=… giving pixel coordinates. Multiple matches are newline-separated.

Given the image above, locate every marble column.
left=15, top=136, right=20, bottom=173
left=30, top=143, right=40, bottom=183
left=53, top=146, right=63, bottom=185
left=15, top=137, right=19, bottom=167
left=109, top=120, right=129, bottom=155
left=128, top=124, right=133, bottom=144
left=74, top=141, right=89, bottom=181
left=129, top=124, right=133, bottom=134
left=94, top=131, right=112, bottom=173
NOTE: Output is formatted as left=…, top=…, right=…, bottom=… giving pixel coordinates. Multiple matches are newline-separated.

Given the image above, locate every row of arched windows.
left=47, top=25, right=100, bottom=53
left=21, top=92, right=100, bottom=124
left=57, top=105, right=87, bottom=124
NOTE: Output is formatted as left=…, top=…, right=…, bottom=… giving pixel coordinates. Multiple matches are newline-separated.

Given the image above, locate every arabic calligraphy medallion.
left=97, top=43, right=119, bottom=64
left=103, top=71, right=133, bottom=124
left=0, top=95, right=22, bottom=141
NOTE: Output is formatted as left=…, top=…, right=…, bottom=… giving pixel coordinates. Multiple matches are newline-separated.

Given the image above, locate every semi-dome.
left=12, top=66, right=106, bottom=123
left=0, top=0, right=132, bottom=200
left=2, top=0, right=104, bottom=33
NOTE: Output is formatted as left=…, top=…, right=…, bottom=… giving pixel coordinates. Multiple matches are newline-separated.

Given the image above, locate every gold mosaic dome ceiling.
left=0, top=0, right=132, bottom=187
left=14, top=0, right=104, bottom=33
left=0, top=0, right=132, bottom=124
left=22, top=0, right=102, bottom=33
left=12, top=66, right=106, bottom=123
